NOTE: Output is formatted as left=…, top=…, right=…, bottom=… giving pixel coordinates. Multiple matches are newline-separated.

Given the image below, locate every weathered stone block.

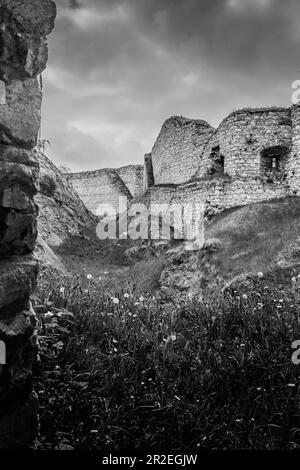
left=0, top=79, right=41, bottom=148
left=0, top=257, right=38, bottom=312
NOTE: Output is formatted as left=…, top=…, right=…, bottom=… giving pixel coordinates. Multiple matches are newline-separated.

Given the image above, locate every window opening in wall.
left=208, top=145, right=224, bottom=176
left=261, top=146, right=288, bottom=182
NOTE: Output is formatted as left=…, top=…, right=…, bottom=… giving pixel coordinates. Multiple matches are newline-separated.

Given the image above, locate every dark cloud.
left=43, top=0, right=300, bottom=170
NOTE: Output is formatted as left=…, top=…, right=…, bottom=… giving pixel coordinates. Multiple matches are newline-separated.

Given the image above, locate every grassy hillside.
left=161, top=197, right=300, bottom=299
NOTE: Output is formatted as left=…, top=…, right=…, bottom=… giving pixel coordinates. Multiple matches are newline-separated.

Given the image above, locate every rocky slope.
left=34, top=153, right=97, bottom=269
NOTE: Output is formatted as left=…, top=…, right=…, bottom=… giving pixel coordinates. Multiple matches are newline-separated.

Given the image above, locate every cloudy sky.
left=42, top=0, right=300, bottom=171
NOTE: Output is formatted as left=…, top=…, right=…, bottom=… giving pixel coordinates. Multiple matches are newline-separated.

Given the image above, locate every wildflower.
left=287, top=383, right=296, bottom=388
left=87, top=274, right=93, bottom=280
left=170, top=334, right=177, bottom=341
left=124, top=293, right=130, bottom=299
left=257, top=272, right=263, bottom=278
left=112, top=298, right=119, bottom=305
left=134, top=302, right=140, bottom=306
left=59, top=287, right=65, bottom=294
left=44, top=312, right=54, bottom=319
left=292, top=277, right=297, bottom=284
left=139, top=296, right=145, bottom=302
left=242, top=294, right=248, bottom=300
left=84, top=289, right=89, bottom=294
left=133, top=314, right=137, bottom=318
left=240, top=344, right=245, bottom=348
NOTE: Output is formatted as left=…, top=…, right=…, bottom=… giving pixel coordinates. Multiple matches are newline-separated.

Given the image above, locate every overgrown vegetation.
left=33, top=268, right=300, bottom=450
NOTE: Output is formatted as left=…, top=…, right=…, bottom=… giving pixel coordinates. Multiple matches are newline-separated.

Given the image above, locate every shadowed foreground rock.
left=0, top=0, right=56, bottom=449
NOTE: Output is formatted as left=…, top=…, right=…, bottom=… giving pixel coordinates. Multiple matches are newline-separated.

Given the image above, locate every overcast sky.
left=42, top=0, right=300, bottom=171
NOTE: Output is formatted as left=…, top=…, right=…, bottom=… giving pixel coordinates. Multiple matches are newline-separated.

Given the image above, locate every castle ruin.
left=67, top=105, right=300, bottom=219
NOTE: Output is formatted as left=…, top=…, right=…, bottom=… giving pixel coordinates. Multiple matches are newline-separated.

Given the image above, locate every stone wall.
left=138, top=106, right=300, bottom=231
left=150, top=116, right=215, bottom=185
left=287, top=105, right=300, bottom=194
left=67, top=165, right=143, bottom=214
left=148, top=177, right=290, bottom=219
left=117, top=165, right=144, bottom=198
left=0, top=0, right=56, bottom=449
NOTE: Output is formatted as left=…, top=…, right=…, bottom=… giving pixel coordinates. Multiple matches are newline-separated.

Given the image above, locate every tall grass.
left=33, top=268, right=300, bottom=450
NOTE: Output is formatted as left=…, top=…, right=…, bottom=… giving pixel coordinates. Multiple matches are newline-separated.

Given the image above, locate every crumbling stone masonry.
left=144, top=106, right=300, bottom=217
left=0, top=0, right=56, bottom=448
left=66, top=165, right=144, bottom=214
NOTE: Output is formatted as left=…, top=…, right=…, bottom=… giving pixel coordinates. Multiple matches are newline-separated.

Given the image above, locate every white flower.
left=87, top=274, right=93, bottom=280
left=242, top=294, right=248, bottom=300
left=59, top=287, right=65, bottom=294
left=124, top=293, right=130, bottom=299
left=44, top=312, right=54, bottom=319
left=84, top=289, right=89, bottom=294
left=257, top=272, right=263, bottom=278
left=139, top=296, right=145, bottom=302
left=112, top=298, right=119, bottom=305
